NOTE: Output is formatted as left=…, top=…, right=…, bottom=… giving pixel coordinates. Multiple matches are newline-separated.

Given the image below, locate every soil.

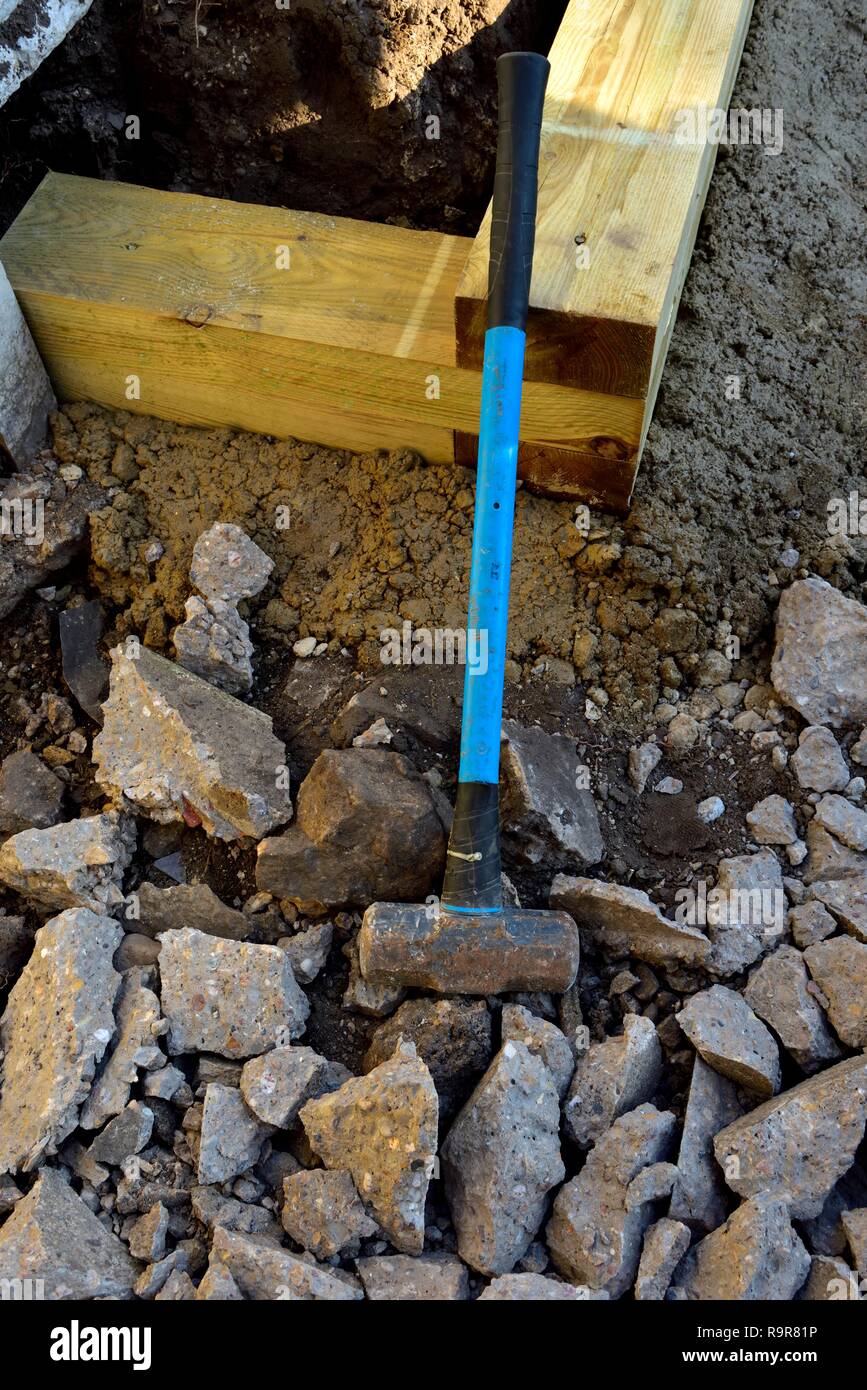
left=0, top=0, right=566, bottom=235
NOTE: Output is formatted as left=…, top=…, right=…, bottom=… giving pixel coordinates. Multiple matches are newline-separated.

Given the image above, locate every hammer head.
left=358, top=901, right=580, bottom=996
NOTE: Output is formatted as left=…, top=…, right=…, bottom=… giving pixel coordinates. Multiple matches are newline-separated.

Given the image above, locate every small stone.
left=363, top=998, right=492, bottom=1122
left=677, top=985, right=780, bottom=1096
left=143, top=1065, right=187, bottom=1102
left=628, top=742, right=662, bottom=795
left=356, top=1253, right=469, bottom=1301
left=803, top=822, right=866, bottom=884
left=803, top=936, right=867, bottom=1048
left=256, top=749, right=445, bottom=911
left=189, top=523, right=273, bottom=604
left=771, top=578, right=867, bottom=727
left=442, top=1042, right=564, bottom=1275
left=128, top=1202, right=169, bottom=1262
left=196, top=1262, right=245, bottom=1300
left=697, top=796, right=725, bottom=824
left=501, top=1004, right=573, bottom=1100
left=635, top=1219, right=691, bottom=1301
left=713, top=1055, right=867, bottom=1219
left=666, top=713, right=699, bottom=752
left=746, top=794, right=798, bottom=846
left=198, top=1083, right=274, bottom=1184
left=114, top=934, right=162, bottom=972
left=851, top=729, right=867, bottom=767
left=293, top=636, right=318, bottom=658
left=209, top=1226, right=362, bottom=1300
left=0, top=811, right=134, bottom=914
left=352, top=717, right=393, bottom=748
left=155, top=1269, right=197, bottom=1301
left=281, top=1169, right=377, bottom=1258
left=478, top=1273, right=597, bottom=1300
left=669, top=1056, right=744, bottom=1235
left=788, top=901, right=837, bottom=949
left=743, top=945, right=842, bottom=1073
left=159, top=927, right=309, bottom=1057
left=786, top=839, right=808, bottom=866
left=0, top=908, right=121, bottom=1173
left=0, top=1167, right=138, bottom=1299
left=89, top=1101, right=154, bottom=1166
left=655, top=777, right=683, bottom=795
left=500, top=720, right=603, bottom=867
left=814, top=794, right=867, bottom=852
left=547, top=1104, right=677, bottom=1298
left=791, top=727, right=851, bottom=793
left=300, top=1041, right=437, bottom=1255
left=0, top=750, right=65, bottom=836
left=677, top=1195, right=809, bottom=1300
left=240, top=1045, right=334, bottom=1127
left=134, top=1249, right=189, bottom=1299
left=550, top=876, right=709, bottom=969
left=58, top=600, right=110, bottom=723
left=564, top=1014, right=661, bottom=1148
left=625, top=1161, right=678, bottom=1209
left=279, top=922, right=333, bottom=983
left=94, top=645, right=292, bottom=841
left=190, top=1185, right=279, bottom=1237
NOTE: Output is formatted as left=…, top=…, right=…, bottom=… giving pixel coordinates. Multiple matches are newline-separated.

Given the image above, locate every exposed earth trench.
left=0, top=0, right=865, bottom=1307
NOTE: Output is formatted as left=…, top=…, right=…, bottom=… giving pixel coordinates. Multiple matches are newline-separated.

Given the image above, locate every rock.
left=134, top=1249, right=190, bottom=1298
left=329, top=680, right=453, bottom=752
left=363, top=998, right=492, bottom=1122
left=58, top=599, right=109, bottom=724
left=114, top=933, right=162, bottom=972
left=189, top=523, right=274, bottom=603
left=626, top=1161, right=679, bottom=1209
left=0, top=811, right=134, bottom=914
left=801, top=1166, right=867, bottom=1257
left=198, top=1084, right=274, bottom=1184
left=135, top=881, right=248, bottom=941
left=697, top=796, right=725, bottom=824
left=789, top=901, right=837, bottom=949
left=547, top=1104, right=677, bottom=1297
left=677, top=1195, right=810, bottom=1300
left=196, top=1262, right=245, bottom=1300
left=356, top=1253, right=469, bottom=1300
left=240, top=1045, right=336, bottom=1127
left=209, top=1226, right=362, bottom=1300
left=159, top=927, right=309, bottom=1057
left=808, top=877, right=867, bottom=942
left=0, top=908, right=121, bottom=1173
left=300, top=1041, right=437, bottom=1254
left=0, top=468, right=105, bottom=620
left=743, top=946, right=842, bottom=1073
left=550, top=876, right=709, bottom=969
left=128, top=1202, right=169, bottom=1262
left=478, top=1273, right=598, bottom=1300
left=442, top=1042, right=564, bottom=1276
left=279, top=921, right=333, bottom=983
left=799, top=1255, right=858, bottom=1301
left=0, top=1167, right=138, bottom=1299
left=500, top=720, right=603, bottom=867
left=771, top=578, right=867, bottom=727
left=842, top=1209, right=867, bottom=1276
left=281, top=1169, right=376, bottom=1258
left=666, top=712, right=699, bottom=753
left=94, top=644, right=292, bottom=840
left=293, top=637, right=318, bottom=658
left=677, top=985, right=780, bottom=1097
left=713, top=1055, right=867, bottom=1219
left=655, top=777, right=683, bottom=795
left=155, top=1269, right=197, bottom=1301
left=803, top=823, right=866, bottom=884
left=852, top=729, right=867, bottom=767
left=342, top=934, right=407, bottom=1016
left=706, top=850, right=785, bottom=975
left=635, top=1219, right=691, bottom=1301
left=0, top=253, right=57, bottom=456
left=256, top=749, right=445, bottom=911
left=89, top=1101, right=154, bottom=1166
left=814, top=794, right=867, bottom=852
left=628, top=742, right=662, bottom=795
left=746, top=795, right=798, bottom=845
left=174, top=595, right=257, bottom=696
left=501, top=1004, right=573, bottom=1101
left=80, top=974, right=162, bottom=1129
left=564, top=1014, right=661, bottom=1149
left=0, top=750, right=65, bottom=837
left=669, top=1056, right=745, bottom=1234
left=803, top=936, right=867, bottom=1048
left=190, top=1185, right=280, bottom=1237
left=791, top=727, right=851, bottom=793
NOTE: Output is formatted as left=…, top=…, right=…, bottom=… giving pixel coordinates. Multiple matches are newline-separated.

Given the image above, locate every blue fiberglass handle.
left=441, top=52, right=549, bottom=914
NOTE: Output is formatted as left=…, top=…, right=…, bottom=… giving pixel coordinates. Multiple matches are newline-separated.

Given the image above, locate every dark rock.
left=363, top=997, right=492, bottom=1122
left=59, top=599, right=109, bottom=722
left=135, top=881, right=249, bottom=941
left=0, top=750, right=64, bottom=836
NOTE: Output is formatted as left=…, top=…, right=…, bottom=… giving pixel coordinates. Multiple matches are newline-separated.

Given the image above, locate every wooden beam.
left=0, top=173, right=641, bottom=498
left=456, top=0, right=755, bottom=503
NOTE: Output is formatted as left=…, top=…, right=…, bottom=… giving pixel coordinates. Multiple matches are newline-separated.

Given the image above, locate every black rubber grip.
left=487, top=51, right=550, bottom=332
left=441, top=782, right=503, bottom=912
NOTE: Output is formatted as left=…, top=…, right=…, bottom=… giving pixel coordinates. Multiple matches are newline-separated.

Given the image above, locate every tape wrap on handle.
left=487, top=51, right=550, bottom=332
left=441, top=782, right=502, bottom=912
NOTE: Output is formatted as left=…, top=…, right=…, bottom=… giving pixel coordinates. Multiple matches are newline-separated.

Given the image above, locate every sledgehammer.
left=358, top=52, right=580, bottom=996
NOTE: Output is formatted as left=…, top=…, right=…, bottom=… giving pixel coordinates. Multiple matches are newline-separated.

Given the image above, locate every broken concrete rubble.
left=803, top=935, right=867, bottom=1048
left=564, top=1013, right=661, bottom=1148
left=0, top=749, right=64, bottom=836
left=676, top=1194, right=810, bottom=1301
left=135, top=880, right=248, bottom=941
left=500, top=1003, right=573, bottom=1100
left=198, top=1083, right=274, bottom=1184
left=668, top=1056, right=744, bottom=1235
left=771, top=578, right=867, bottom=727
left=442, top=1041, right=564, bottom=1276
left=94, top=644, right=293, bottom=840
left=743, top=945, right=841, bottom=1073
left=0, top=908, right=121, bottom=1173
left=550, top=875, right=709, bottom=969
left=209, top=1226, right=362, bottom=1300
left=80, top=973, right=162, bottom=1129
left=791, top=726, right=851, bottom=792
left=240, top=1045, right=338, bottom=1128
left=500, top=719, right=603, bottom=868
left=363, top=997, right=492, bottom=1122
left=173, top=525, right=273, bottom=695
left=281, top=1169, right=377, bottom=1258
left=356, top=1253, right=469, bottom=1300
left=706, top=850, right=785, bottom=976
left=678, top=985, right=780, bottom=1097
left=0, top=810, right=134, bottom=914
left=635, top=1218, right=691, bottom=1301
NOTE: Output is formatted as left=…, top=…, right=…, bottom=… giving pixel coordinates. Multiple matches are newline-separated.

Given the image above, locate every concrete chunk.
left=635, top=1219, right=691, bottom=1301
left=281, top=1169, right=376, bottom=1258
left=791, top=727, right=851, bottom=793
left=501, top=1003, right=573, bottom=1100
left=0, top=908, right=121, bottom=1173
left=803, top=936, right=867, bottom=1048
left=771, top=578, right=867, bottom=727
left=0, top=749, right=64, bottom=836
left=678, top=1195, right=810, bottom=1300
left=564, top=1014, right=662, bottom=1148
left=209, top=1226, right=362, bottom=1300
left=677, top=985, right=780, bottom=1097
left=240, top=1045, right=334, bottom=1127
left=743, top=945, right=841, bottom=1073
left=198, top=1083, right=274, bottom=1184
left=669, top=1056, right=744, bottom=1234
left=501, top=720, right=603, bottom=868
left=80, top=974, right=162, bottom=1129
left=356, top=1252, right=469, bottom=1300
left=0, top=811, right=134, bottom=914
left=550, top=875, right=709, bottom=968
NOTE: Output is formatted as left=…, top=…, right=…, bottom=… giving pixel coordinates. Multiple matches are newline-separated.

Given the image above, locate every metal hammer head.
left=358, top=901, right=580, bottom=997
